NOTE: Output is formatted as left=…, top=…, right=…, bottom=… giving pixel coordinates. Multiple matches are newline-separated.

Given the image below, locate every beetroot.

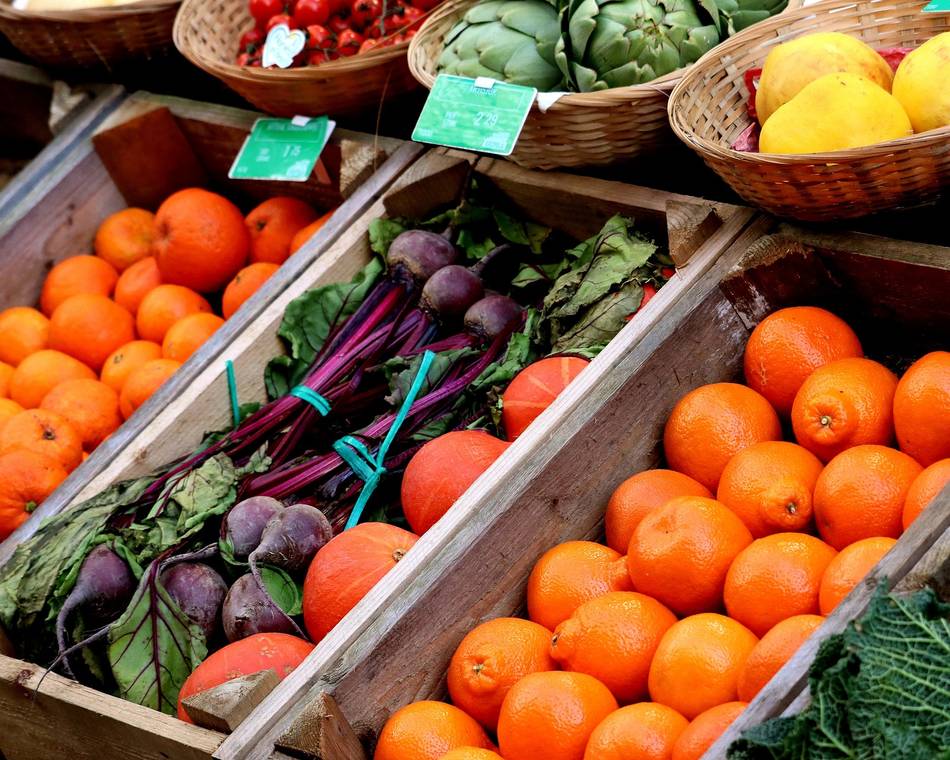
left=420, top=265, right=485, bottom=321
left=464, top=295, right=524, bottom=343
left=159, top=562, right=227, bottom=640
left=249, top=503, right=333, bottom=577
left=221, top=573, right=302, bottom=642
left=387, top=230, right=459, bottom=284
left=222, top=496, right=285, bottom=560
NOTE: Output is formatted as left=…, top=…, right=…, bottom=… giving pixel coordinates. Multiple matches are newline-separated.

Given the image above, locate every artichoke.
left=715, top=0, right=787, bottom=34
left=556, top=0, right=722, bottom=92
left=437, top=0, right=566, bottom=91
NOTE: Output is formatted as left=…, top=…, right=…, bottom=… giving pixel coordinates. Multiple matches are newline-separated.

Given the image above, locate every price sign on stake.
left=412, top=75, right=537, bottom=156
left=923, top=0, right=949, bottom=10
left=229, top=116, right=336, bottom=182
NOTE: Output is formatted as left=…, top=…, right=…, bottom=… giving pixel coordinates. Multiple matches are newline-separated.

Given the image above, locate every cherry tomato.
left=661, top=266, right=676, bottom=279
left=239, top=27, right=265, bottom=52
left=294, top=0, right=331, bottom=27
left=358, top=37, right=379, bottom=53
left=266, top=12, right=298, bottom=30
left=249, top=0, right=283, bottom=24
left=349, top=0, right=381, bottom=28
left=624, top=283, right=658, bottom=322
left=411, top=0, right=439, bottom=9
left=236, top=52, right=253, bottom=65
left=305, top=23, right=334, bottom=49
left=337, top=28, right=363, bottom=55
left=401, top=5, right=423, bottom=27
left=328, top=14, right=350, bottom=32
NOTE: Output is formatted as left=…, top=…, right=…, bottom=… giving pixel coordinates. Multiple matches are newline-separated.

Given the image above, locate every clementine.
left=373, top=701, right=495, bottom=760
left=40, top=255, right=118, bottom=316
left=664, top=382, right=781, bottom=491
left=0, top=408, right=83, bottom=471
left=551, top=591, right=676, bottom=703
left=0, top=362, right=12, bottom=398
left=289, top=209, right=334, bottom=253
left=743, top=307, right=862, bottom=416
left=136, top=284, right=212, bottom=344
left=648, top=613, right=758, bottom=720
left=94, top=208, right=156, bottom=271
left=626, top=495, right=753, bottom=616
left=527, top=541, right=632, bottom=632
left=440, top=750, right=504, bottom=760
left=221, top=262, right=279, bottom=319
left=0, top=399, right=23, bottom=434
left=447, top=617, right=557, bottom=731
left=818, top=537, right=897, bottom=615
left=791, top=357, right=898, bottom=462
left=10, top=350, right=96, bottom=409
left=114, top=256, right=162, bottom=315
left=162, top=313, right=224, bottom=363
left=724, top=533, right=837, bottom=636
left=246, top=196, right=317, bottom=265
left=153, top=188, right=250, bottom=292
left=605, top=469, right=711, bottom=553
left=903, top=458, right=950, bottom=530
left=100, top=340, right=163, bottom=394
left=118, top=358, right=181, bottom=419
left=737, top=615, right=824, bottom=701
left=671, top=701, right=747, bottom=760
left=0, top=450, right=68, bottom=539
left=497, top=671, right=618, bottom=760
left=0, top=306, right=49, bottom=365
left=40, top=378, right=121, bottom=450
left=48, top=294, right=135, bottom=372
left=813, top=444, right=922, bottom=549
left=583, top=702, right=689, bottom=760
left=893, top=351, right=950, bottom=466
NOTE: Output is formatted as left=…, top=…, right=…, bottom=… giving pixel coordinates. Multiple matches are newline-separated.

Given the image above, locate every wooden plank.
left=214, top=201, right=765, bottom=760
left=275, top=693, right=367, bottom=760
left=0, top=656, right=224, bottom=760
left=183, top=670, right=281, bottom=733
left=665, top=199, right=724, bottom=267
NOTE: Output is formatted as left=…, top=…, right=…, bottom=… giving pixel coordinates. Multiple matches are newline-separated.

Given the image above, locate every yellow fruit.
left=892, top=33, right=950, bottom=133
left=760, top=73, right=912, bottom=155
left=756, top=32, right=894, bottom=125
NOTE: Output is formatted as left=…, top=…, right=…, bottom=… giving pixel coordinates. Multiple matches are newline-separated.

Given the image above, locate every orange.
left=373, top=701, right=494, bottom=760
left=583, top=703, right=689, bottom=760
left=136, top=284, right=212, bottom=344
left=724, top=533, right=837, bottom=636
left=447, top=617, right=557, bottom=732
left=497, top=671, right=618, bottom=760
left=648, top=613, right=759, bottom=720
left=671, top=701, right=747, bottom=760
left=289, top=209, right=334, bottom=253
left=0, top=408, right=83, bottom=472
left=717, top=441, right=824, bottom=537
left=40, top=378, right=121, bottom=451
left=221, top=262, right=279, bottom=319
left=791, top=357, right=898, bottom=462
left=0, top=362, right=12, bottom=397
left=162, top=313, right=224, bottom=363
left=664, top=382, right=781, bottom=491
left=0, top=450, right=68, bottom=539
left=94, top=208, right=156, bottom=271
left=153, top=188, right=250, bottom=292
left=813, top=444, right=922, bottom=549
left=10, top=350, right=96, bottom=409
left=904, top=458, right=950, bottom=530
left=736, top=615, right=824, bottom=701
left=527, top=541, right=632, bottom=632
left=246, top=196, right=317, bottom=265
left=440, top=750, right=505, bottom=760
left=118, top=358, right=181, bottom=419
left=818, top=537, right=897, bottom=615
left=626, top=496, right=753, bottom=616
left=0, top=399, right=23, bottom=434
left=114, top=256, right=162, bottom=315
left=551, top=591, right=676, bottom=703
left=744, top=307, right=862, bottom=416
left=100, top=340, right=163, bottom=394
left=0, top=306, right=49, bottom=365
left=893, top=351, right=950, bottom=466
left=48, top=294, right=136, bottom=372
left=605, top=469, right=712, bottom=553
left=40, top=255, right=118, bottom=317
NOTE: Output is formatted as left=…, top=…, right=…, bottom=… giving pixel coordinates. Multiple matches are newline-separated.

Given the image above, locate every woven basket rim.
left=0, top=0, right=178, bottom=20
left=668, top=0, right=950, bottom=166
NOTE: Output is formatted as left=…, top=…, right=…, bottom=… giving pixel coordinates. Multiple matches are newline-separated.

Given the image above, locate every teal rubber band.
left=290, top=386, right=331, bottom=416
left=336, top=349, right=435, bottom=530
left=226, top=360, right=240, bottom=428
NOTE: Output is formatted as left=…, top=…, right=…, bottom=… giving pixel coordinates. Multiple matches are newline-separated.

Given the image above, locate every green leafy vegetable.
left=258, top=565, right=303, bottom=616
left=729, top=587, right=950, bottom=759
left=383, top=348, right=479, bottom=407
left=368, top=219, right=407, bottom=257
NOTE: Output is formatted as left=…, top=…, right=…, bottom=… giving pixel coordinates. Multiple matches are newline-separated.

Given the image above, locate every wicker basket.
left=408, top=0, right=803, bottom=170
left=668, top=0, right=950, bottom=222
left=0, top=0, right=179, bottom=68
left=173, top=0, right=420, bottom=117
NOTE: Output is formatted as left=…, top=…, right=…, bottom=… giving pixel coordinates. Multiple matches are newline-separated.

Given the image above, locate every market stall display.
left=668, top=0, right=950, bottom=221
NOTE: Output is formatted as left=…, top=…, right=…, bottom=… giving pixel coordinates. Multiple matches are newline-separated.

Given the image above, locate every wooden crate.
left=213, top=220, right=950, bottom=759
left=0, top=149, right=759, bottom=760
left=0, top=90, right=420, bottom=566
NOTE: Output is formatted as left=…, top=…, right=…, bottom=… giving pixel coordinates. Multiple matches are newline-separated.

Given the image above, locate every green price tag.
left=229, top=116, right=335, bottom=182
left=923, top=0, right=949, bottom=10
left=412, top=75, right=537, bottom=156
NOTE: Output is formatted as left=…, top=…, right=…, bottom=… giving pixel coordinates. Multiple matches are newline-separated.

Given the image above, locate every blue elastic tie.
left=290, top=385, right=331, bottom=416
left=335, top=350, right=435, bottom=530
left=226, top=360, right=240, bottom=428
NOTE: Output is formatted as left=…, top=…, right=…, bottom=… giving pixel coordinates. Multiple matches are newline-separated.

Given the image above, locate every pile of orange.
left=373, top=306, right=949, bottom=760
left=0, top=190, right=335, bottom=540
